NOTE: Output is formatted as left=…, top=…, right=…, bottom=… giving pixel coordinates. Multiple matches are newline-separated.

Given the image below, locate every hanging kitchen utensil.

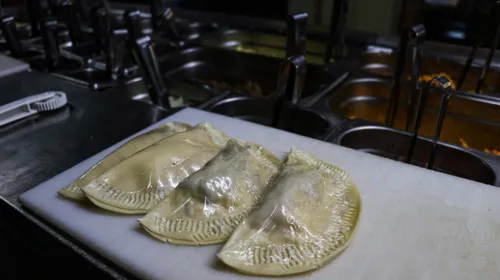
left=273, top=12, right=308, bottom=128
left=385, top=24, right=425, bottom=128
left=272, top=55, right=307, bottom=129
left=159, top=7, right=182, bottom=46
left=106, top=28, right=127, bottom=79
left=285, top=12, right=307, bottom=59
left=131, top=35, right=172, bottom=109
left=405, top=75, right=453, bottom=170
left=39, top=16, right=60, bottom=71
left=385, top=33, right=409, bottom=127
left=406, top=24, right=426, bottom=131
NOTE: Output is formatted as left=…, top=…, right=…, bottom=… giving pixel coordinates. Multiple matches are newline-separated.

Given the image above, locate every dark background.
left=1, top=0, right=497, bottom=47
left=2, top=0, right=290, bottom=20
left=175, top=0, right=289, bottom=20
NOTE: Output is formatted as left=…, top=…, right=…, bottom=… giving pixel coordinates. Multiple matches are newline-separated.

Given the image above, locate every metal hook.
left=39, top=17, right=60, bottom=71
left=160, top=7, right=182, bottom=46
left=124, top=9, right=144, bottom=47
left=131, top=36, right=171, bottom=109
left=106, top=28, right=127, bottom=80
left=405, top=75, right=453, bottom=170
left=385, top=24, right=426, bottom=128
left=406, top=24, right=426, bottom=131
left=272, top=55, right=307, bottom=128
left=286, top=13, right=308, bottom=59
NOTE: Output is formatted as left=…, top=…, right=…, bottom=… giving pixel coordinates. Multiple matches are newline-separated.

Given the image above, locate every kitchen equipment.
left=285, top=12, right=307, bottom=59
left=131, top=35, right=169, bottom=108
left=320, top=77, right=500, bottom=154
left=272, top=12, right=308, bottom=128
left=149, top=46, right=340, bottom=102
left=19, top=107, right=500, bottom=280
left=60, top=0, right=85, bottom=47
left=406, top=25, right=426, bottom=131
left=201, top=29, right=329, bottom=64
left=331, top=123, right=496, bottom=185
left=39, top=17, right=60, bottom=71
left=0, top=91, right=67, bottom=127
left=0, top=54, right=29, bottom=77
left=206, top=94, right=337, bottom=140
left=90, top=6, right=108, bottom=56
left=0, top=15, right=24, bottom=57
left=272, top=55, right=307, bottom=128
left=124, top=9, right=144, bottom=47
left=131, top=35, right=184, bottom=108
left=325, top=0, right=348, bottom=63
left=405, top=75, right=453, bottom=168
left=386, top=24, right=426, bottom=128
left=156, top=7, right=183, bottom=46
left=457, top=1, right=500, bottom=93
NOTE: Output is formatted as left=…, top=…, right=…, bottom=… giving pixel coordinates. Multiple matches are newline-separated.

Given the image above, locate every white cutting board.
left=19, top=108, right=500, bottom=280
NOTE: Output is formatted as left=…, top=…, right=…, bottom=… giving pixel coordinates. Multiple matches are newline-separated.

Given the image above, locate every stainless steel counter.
left=0, top=70, right=168, bottom=279
left=0, top=54, right=29, bottom=78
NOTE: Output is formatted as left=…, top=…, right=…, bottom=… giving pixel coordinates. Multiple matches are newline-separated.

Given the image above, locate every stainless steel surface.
left=0, top=54, right=29, bottom=77
left=154, top=46, right=338, bottom=101
left=107, top=8, right=218, bottom=42
left=360, top=50, right=461, bottom=75
left=335, top=125, right=497, bottom=186
left=201, top=29, right=333, bottom=64
left=272, top=55, right=307, bottom=127
left=107, top=71, right=225, bottom=106
left=324, top=78, right=500, bottom=153
left=110, top=76, right=151, bottom=103
left=358, top=50, right=500, bottom=93
left=27, top=54, right=83, bottom=73
left=285, top=13, right=308, bottom=59
left=62, top=42, right=176, bottom=84
left=207, top=95, right=339, bottom=140
left=131, top=35, right=170, bottom=108
left=166, top=20, right=219, bottom=42
left=0, top=70, right=168, bottom=279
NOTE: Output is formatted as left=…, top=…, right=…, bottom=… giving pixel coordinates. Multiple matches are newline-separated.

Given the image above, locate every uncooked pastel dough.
left=81, top=122, right=229, bottom=214
left=139, top=138, right=281, bottom=245
left=58, top=122, right=191, bottom=201
left=217, top=148, right=361, bottom=276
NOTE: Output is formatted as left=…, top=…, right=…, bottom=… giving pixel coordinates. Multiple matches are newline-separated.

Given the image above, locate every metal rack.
left=383, top=0, right=500, bottom=172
